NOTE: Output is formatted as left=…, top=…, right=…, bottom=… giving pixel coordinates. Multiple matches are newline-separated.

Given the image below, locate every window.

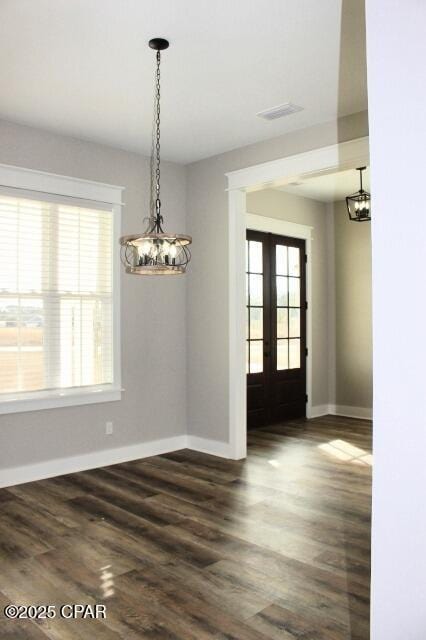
left=0, top=169, right=122, bottom=414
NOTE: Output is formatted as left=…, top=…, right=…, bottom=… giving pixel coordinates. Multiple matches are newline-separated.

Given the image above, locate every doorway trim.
left=227, top=136, right=370, bottom=460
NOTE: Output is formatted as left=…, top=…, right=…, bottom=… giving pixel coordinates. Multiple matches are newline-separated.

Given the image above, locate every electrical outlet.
left=105, top=421, right=113, bottom=435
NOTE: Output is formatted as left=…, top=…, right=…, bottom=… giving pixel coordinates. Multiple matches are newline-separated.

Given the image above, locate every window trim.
left=0, top=163, right=124, bottom=414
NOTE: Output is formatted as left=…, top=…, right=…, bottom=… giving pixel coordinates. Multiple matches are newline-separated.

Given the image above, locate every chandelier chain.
left=155, top=50, right=161, bottom=209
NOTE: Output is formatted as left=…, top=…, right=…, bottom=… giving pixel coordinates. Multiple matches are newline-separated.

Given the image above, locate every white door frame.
left=226, top=136, right=370, bottom=460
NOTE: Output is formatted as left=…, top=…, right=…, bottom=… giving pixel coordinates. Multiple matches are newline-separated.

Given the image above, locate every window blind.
left=0, top=193, right=114, bottom=396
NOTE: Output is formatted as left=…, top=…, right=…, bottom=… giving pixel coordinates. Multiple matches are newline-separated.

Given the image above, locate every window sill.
left=0, top=385, right=122, bottom=415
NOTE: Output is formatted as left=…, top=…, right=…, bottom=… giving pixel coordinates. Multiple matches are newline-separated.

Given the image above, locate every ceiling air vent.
left=256, top=102, right=303, bottom=121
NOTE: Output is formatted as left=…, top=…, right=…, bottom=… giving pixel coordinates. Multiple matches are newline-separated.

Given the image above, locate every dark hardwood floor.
left=0, top=415, right=371, bottom=639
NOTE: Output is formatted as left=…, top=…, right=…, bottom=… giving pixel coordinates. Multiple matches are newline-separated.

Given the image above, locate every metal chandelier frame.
left=346, top=166, right=371, bottom=222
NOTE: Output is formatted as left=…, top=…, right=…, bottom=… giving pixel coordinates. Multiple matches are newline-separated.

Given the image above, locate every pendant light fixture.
left=346, top=166, right=371, bottom=222
left=120, top=38, right=192, bottom=274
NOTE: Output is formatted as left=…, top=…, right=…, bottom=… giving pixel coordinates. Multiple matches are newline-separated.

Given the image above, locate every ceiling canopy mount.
left=148, top=38, right=169, bottom=51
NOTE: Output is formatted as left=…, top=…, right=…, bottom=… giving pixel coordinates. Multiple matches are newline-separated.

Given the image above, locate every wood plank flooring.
left=0, top=415, right=371, bottom=639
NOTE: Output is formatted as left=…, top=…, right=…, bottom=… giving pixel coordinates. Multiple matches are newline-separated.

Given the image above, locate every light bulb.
left=355, top=201, right=359, bottom=210
left=169, top=243, right=178, bottom=259
left=151, top=243, right=160, bottom=258
left=139, top=240, right=152, bottom=256
left=160, top=241, right=170, bottom=256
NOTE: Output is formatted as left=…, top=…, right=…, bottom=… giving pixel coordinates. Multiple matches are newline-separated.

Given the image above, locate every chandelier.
left=120, top=38, right=192, bottom=275
left=346, top=166, right=371, bottom=222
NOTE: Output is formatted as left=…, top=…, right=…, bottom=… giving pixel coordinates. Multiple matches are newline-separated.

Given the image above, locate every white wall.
left=366, top=1, right=426, bottom=638
left=246, top=189, right=330, bottom=410
left=0, top=120, right=188, bottom=476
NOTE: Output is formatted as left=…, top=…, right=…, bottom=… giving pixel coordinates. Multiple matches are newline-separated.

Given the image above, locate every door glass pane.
left=289, top=277, right=300, bottom=307
left=276, top=276, right=288, bottom=306
left=277, top=308, right=288, bottom=338
left=246, top=274, right=249, bottom=305
left=289, top=339, right=301, bottom=369
left=276, top=245, right=288, bottom=275
left=249, top=241, right=263, bottom=273
left=277, top=339, right=289, bottom=370
left=246, top=341, right=250, bottom=374
left=249, top=274, right=263, bottom=306
left=246, top=307, right=249, bottom=339
left=246, top=240, right=249, bottom=272
left=289, top=308, right=300, bottom=337
left=250, top=307, right=263, bottom=339
left=288, top=247, right=300, bottom=276
left=249, top=341, right=263, bottom=373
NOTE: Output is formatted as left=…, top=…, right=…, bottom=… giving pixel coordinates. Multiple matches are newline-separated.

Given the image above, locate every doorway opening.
left=227, top=136, right=370, bottom=457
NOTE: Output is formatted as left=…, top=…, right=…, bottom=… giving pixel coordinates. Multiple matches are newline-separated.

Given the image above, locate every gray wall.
left=186, top=111, right=369, bottom=443
left=0, top=111, right=370, bottom=470
left=334, top=199, right=372, bottom=408
left=0, top=120, right=187, bottom=470
left=246, top=189, right=330, bottom=408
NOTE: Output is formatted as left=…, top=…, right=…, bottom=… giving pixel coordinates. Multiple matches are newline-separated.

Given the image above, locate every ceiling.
left=276, top=167, right=370, bottom=203
left=0, top=0, right=367, bottom=164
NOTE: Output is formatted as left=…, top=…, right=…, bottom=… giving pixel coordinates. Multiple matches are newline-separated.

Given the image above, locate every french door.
left=246, top=230, right=307, bottom=428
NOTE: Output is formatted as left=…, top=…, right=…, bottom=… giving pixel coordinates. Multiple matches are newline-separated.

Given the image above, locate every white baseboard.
left=0, top=434, right=187, bottom=489
left=330, top=404, right=372, bottom=420
left=309, top=404, right=330, bottom=418
left=185, top=435, right=233, bottom=458
left=310, top=404, right=372, bottom=420
left=0, top=433, right=237, bottom=489
left=1, top=406, right=373, bottom=489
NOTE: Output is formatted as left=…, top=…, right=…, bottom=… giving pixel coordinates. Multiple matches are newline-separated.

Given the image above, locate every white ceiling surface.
left=0, top=0, right=367, bottom=164
left=276, top=167, right=371, bottom=203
